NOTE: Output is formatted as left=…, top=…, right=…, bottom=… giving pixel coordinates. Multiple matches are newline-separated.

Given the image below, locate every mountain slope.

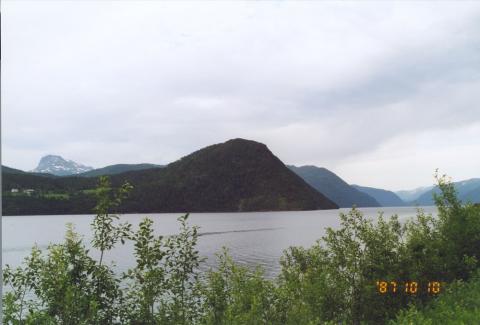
left=2, top=165, right=58, bottom=178
left=32, top=155, right=93, bottom=176
left=288, top=165, right=380, bottom=208
left=395, top=186, right=434, bottom=202
left=352, top=185, right=405, bottom=207
left=77, top=163, right=162, bottom=177
left=114, top=139, right=338, bottom=213
left=464, top=187, right=480, bottom=203
left=413, top=178, right=480, bottom=205
left=2, top=139, right=338, bottom=215
left=2, top=165, right=27, bottom=174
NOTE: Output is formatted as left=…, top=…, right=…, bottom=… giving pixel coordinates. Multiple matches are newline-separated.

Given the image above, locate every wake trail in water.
left=198, top=227, right=282, bottom=237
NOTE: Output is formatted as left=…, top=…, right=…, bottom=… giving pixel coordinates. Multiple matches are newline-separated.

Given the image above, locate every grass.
left=43, top=193, right=70, bottom=199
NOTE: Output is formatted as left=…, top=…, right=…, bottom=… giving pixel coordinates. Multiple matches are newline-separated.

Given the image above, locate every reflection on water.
left=2, top=206, right=436, bottom=278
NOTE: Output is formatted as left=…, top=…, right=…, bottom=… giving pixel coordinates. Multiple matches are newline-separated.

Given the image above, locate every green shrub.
left=200, top=248, right=278, bottom=325
left=276, top=208, right=410, bottom=324
left=273, top=173, right=480, bottom=324
left=391, top=270, right=480, bottom=324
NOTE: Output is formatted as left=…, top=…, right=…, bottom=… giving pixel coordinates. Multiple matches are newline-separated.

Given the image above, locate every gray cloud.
left=3, top=1, right=480, bottom=189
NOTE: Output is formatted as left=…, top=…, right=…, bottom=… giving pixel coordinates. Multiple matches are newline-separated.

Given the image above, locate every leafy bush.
left=272, top=173, right=480, bottom=323
left=391, top=270, right=480, bottom=324
left=199, top=248, right=278, bottom=325
left=3, top=176, right=204, bottom=324
left=276, top=208, right=409, bottom=323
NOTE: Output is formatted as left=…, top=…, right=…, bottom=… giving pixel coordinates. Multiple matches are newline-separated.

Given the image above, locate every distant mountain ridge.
left=78, top=163, right=163, bottom=177
left=464, top=186, right=480, bottom=203
left=352, top=185, right=405, bottom=207
left=3, top=165, right=58, bottom=178
left=2, top=139, right=338, bottom=215
left=32, top=155, right=93, bottom=176
left=411, top=178, right=480, bottom=205
left=395, top=186, right=434, bottom=202
left=3, top=166, right=27, bottom=174
left=288, top=165, right=380, bottom=208
left=4, top=145, right=479, bottom=213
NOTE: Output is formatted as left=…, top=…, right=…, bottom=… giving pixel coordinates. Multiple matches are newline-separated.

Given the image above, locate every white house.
left=24, top=189, right=35, bottom=195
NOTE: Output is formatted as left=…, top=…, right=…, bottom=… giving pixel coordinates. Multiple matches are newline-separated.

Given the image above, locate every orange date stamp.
left=376, top=281, right=442, bottom=294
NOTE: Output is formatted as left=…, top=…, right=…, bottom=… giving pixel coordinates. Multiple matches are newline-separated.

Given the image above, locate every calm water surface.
left=3, top=207, right=436, bottom=278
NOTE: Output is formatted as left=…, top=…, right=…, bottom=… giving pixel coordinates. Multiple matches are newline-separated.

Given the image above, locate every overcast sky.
left=2, top=1, right=480, bottom=191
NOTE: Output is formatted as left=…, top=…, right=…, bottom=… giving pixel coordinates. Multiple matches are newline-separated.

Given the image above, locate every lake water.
left=2, top=206, right=436, bottom=278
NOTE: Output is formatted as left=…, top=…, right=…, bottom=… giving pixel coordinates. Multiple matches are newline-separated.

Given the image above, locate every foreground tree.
left=3, top=177, right=134, bottom=324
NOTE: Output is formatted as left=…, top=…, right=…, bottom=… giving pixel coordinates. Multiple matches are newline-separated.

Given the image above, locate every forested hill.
left=288, top=165, right=380, bottom=208
left=2, top=165, right=56, bottom=178
left=3, top=166, right=27, bottom=174
left=110, top=139, right=338, bottom=212
left=2, top=139, right=338, bottom=215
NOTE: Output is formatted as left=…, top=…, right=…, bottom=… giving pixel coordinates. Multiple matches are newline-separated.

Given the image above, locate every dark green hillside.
left=288, top=165, right=380, bottom=208
left=352, top=184, right=406, bottom=207
left=2, top=139, right=338, bottom=215
left=3, top=194, right=96, bottom=216
left=2, top=171, right=97, bottom=215
left=2, top=165, right=56, bottom=178
left=2, top=172, right=94, bottom=192
left=2, top=165, right=27, bottom=174
left=77, top=163, right=162, bottom=177
left=114, top=139, right=338, bottom=213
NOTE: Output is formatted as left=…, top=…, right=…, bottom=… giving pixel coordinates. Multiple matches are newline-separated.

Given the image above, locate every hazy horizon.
left=3, top=1, right=480, bottom=190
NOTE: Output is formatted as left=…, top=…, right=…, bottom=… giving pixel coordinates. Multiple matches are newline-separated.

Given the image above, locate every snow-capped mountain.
left=31, top=155, right=94, bottom=176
